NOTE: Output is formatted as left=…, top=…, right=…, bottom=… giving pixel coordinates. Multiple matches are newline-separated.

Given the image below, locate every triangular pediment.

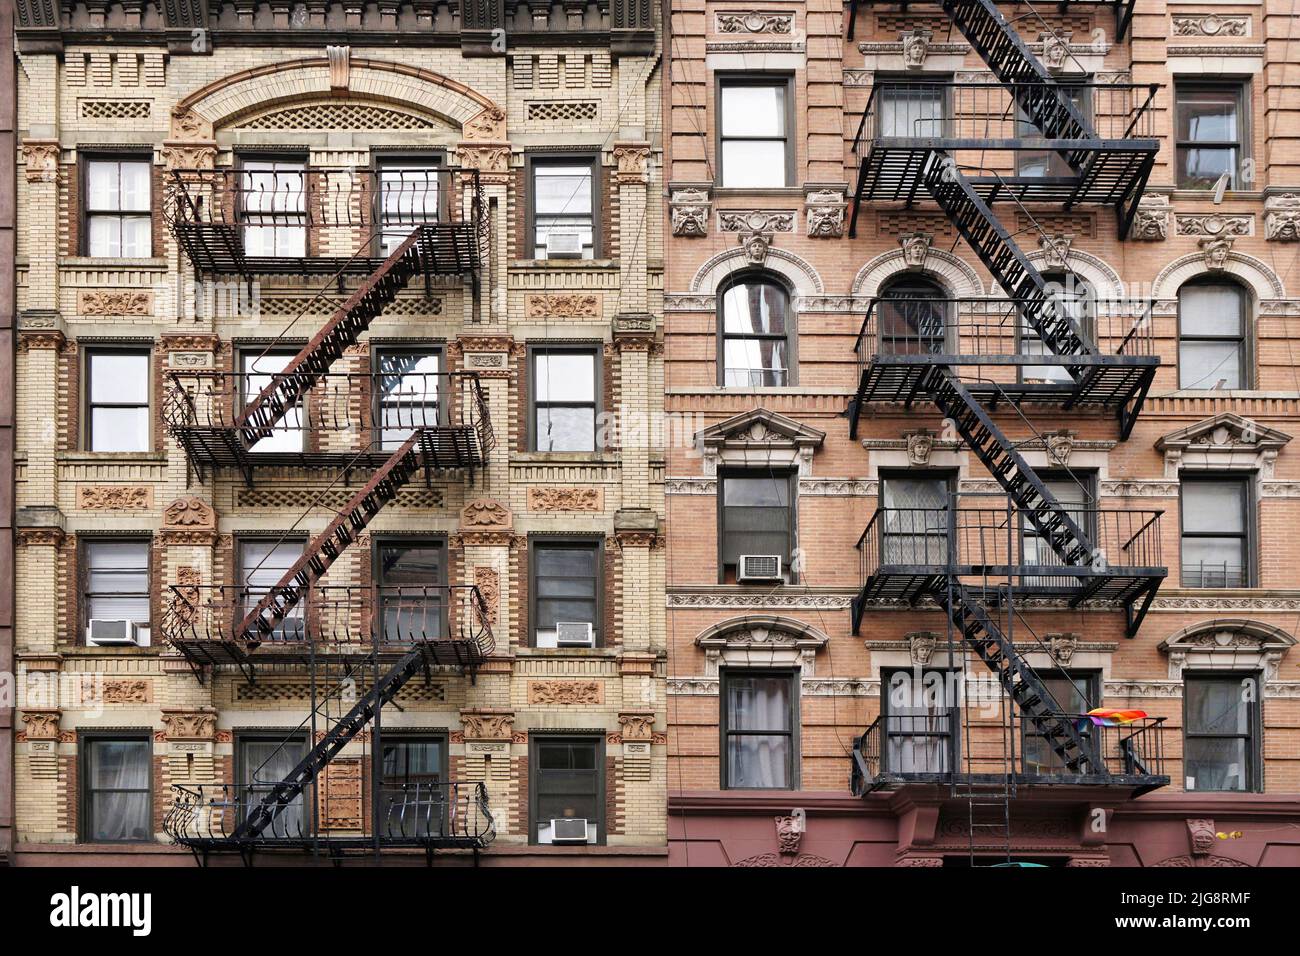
left=1156, top=413, right=1292, bottom=453
left=697, top=408, right=826, bottom=450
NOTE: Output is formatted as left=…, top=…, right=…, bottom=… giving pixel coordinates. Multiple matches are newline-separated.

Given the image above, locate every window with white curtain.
left=84, top=157, right=151, bottom=257
left=238, top=538, right=305, bottom=641
left=86, top=350, right=151, bottom=452
left=722, top=671, right=796, bottom=789
left=374, top=349, right=441, bottom=450
left=81, top=736, right=153, bottom=842
left=880, top=475, right=950, bottom=565
left=240, top=157, right=306, bottom=257
left=238, top=735, right=308, bottom=837
left=884, top=669, right=955, bottom=774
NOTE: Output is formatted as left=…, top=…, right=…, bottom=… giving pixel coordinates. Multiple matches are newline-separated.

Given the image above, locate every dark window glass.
left=377, top=160, right=440, bottom=255
left=877, top=82, right=945, bottom=138
left=723, top=672, right=795, bottom=788
left=720, top=279, right=790, bottom=386
left=377, top=541, right=446, bottom=641
left=1016, top=85, right=1090, bottom=177
left=533, top=542, right=600, bottom=646
left=1022, top=672, right=1098, bottom=774
left=239, top=736, right=308, bottom=836
left=532, top=737, right=602, bottom=843
left=878, top=277, right=948, bottom=355
left=883, top=669, right=955, bottom=774
left=880, top=476, right=949, bottom=564
left=720, top=81, right=788, bottom=187
left=240, top=158, right=306, bottom=257
left=85, top=159, right=151, bottom=257
left=1176, top=85, right=1244, bottom=190
left=238, top=539, right=305, bottom=640
left=1185, top=674, right=1258, bottom=792
left=84, top=540, right=150, bottom=633
left=1179, top=282, right=1246, bottom=389
left=532, top=349, right=597, bottom=452
left=375, top=349, right=441, bottom=450
left=720, top=473, right=793, bottom=574
left=380, top=737, right=446, bottom=838
left=82, top=737, right=152, bottom=842
left=87, top=350, right=150, bottom=452
left=532, top=161, right=595, bottom=259
left=1181, top=477, right=1250, bottom=588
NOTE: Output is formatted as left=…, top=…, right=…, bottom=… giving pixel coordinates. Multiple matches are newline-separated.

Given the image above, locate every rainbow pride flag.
left=1079, top=708, right=1148, bottom=727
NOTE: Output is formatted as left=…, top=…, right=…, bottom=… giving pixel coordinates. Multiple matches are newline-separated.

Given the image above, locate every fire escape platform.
left=857, top=771, right=1170, bottom=798
left=854, top=564, right=1166, bottom=609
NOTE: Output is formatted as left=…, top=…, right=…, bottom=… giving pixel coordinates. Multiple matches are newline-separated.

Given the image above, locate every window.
left=80, top=735, right=152, bottom=842
left=1022, top=273, right=1096, bottom=384
left=877, top=80, right=946, bottom=138
left=1184, top=673, right=1260, bottom=792
left=238, top=735, right=308, bottom=834
left=531, top=539, right=601, bottom=647
left=1176, top=84, right=1246, bottom=190
left=376, top=539, right=446, bottom=642
left=719, top=471, right=795, bottom=582
left=241, top=351, right=304, bottom=452
left=86, top=350, right=150, bottom=452
left=1017, top=85, right=1090, bottom=177
left=1022, top=671, right=1099, bottom=775
left=530, top=158, right=596, bottom=259
left=722, top=671, right=797, bottom=788
left=880, top=474, right=950, bottom=565
left=380, top=736, right=447, bottom=838
left=82, top=539, right=151, bottom=640
left=719, top=277, right=791, bottom=387
left=883, top=669, right=955, bottom=774
left=530, top=736, right=604, bottom=844
left=83, top=157, right=151, bottom=257
left=531, top=348, right=598, bottom=452
left=376, top=157, right=440, bottom=256
left=240, top=157, right=306, bottom=257
left=1181, top=476, right=1252, bottom=588
left=238, top=538, right=305, bottom=641
left=1021, top=473, right=1095, bottom=586
left=374, top=348, right=442, bottom=450
left=1179, top=281, right=1248, bottom=390
left=719, top=78, right=790, bottom=188
left=877, top=277, right=949, bottom=355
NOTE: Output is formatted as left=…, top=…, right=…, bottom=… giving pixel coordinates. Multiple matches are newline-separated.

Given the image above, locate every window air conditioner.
left=550, top=818, right=591, bottom=844
left=555, top=621, right=595, bottom=647
left=737, top=555, right=783, bottom=583
left=87, top=620, right=143, bottom=647
left=545, top=232, right=584, bottom=257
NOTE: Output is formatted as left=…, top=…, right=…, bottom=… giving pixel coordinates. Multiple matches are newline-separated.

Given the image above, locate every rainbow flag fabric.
left=1079, top=708, right=1148, bottom=727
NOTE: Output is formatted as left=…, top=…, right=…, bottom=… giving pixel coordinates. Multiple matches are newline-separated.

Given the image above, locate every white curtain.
left=726, top=677, right=791, bottom=788
left=88, top=740, right=151, bottom=841
left=243, top=740, right=306, bottom=837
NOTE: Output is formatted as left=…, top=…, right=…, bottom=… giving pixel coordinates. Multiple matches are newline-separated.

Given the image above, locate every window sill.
left=712, top=186, right=804, bottom=199
left=518, top=645, right=618, bottom=657
left=513, top=451, right=614, bottom=464
left=58, top=451, right=167, bottom=463
left=510, top=259, right=619, bottom=271
left=61, top=256, right=169, bottom=270
left=58, top=643, right=160, bottom=655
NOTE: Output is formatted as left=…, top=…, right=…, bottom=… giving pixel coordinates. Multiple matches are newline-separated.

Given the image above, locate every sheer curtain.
left=243, top=740, right=306, bottom=837
left=88, top=740, right=151, bottom=841
left=726, top=676, right=791, bottom=788
left=886, top=672, right=952, bottom=774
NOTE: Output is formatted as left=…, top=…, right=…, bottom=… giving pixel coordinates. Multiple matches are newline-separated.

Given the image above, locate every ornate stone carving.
left=1129, top=194, right=1170, bottom=241
left=21, top=711, right=61, bottom=739
left=612, top=143, right=651, bottom=181
left=457, top=144, right=511, bottom=175
left=170, top=566, right=201, bottom=626
left=739, top=231, right=771, bottom=265
left=170, top=107, right=212, bottom=140
left=900, top=232, right=933, bottom=268
left=900, top=30, right=932, bottom=69
left=459, top=710, right=514, bottom=740
left=163, top=496, right=215, bottom=529
left=733, top=851, right=837, bottom=867
left=160, top=141, right=217, bottom=171
left=161, top=708, right=217, bottom=740
left=21, top=140, right=59, bottom=182
left=618, top=713, right=655, bottom=740
left=524, top=293, right=601, bottom=318
left=1045, top=430, right=1075, bottom=466
left=327, top=44, right=350, bottom=89
left=527, top=486, right=603, bottom=512
left=908, top=631, right=939, bottom=665
left=775, top=812, right=804, bottom=856
left=1172, top=15, right=1249, bottom=37
left=670, top=188, right=711, bottom=237
left=904, top=429, right=936, bottom=465
left=104, top=680, right=151, bottom=704
left=473, top=566, right=500, bottom=620
left=1040, top=31, right=1072, bottom=72
left=1199, top=234, right=1234, bottom=270
left=716, top=12, right=793, bottom=34
left=1176, top=213, right=1252, bottom=238
left=1188, top=818, right=1217, bottom=856
left=718, top=210, right=795, bottom=234
left=805, top=189, right=846, bottom=238
left=79, top=290, right=152, bottom=316
left=1039, top=234, right=1073, bottom=270
left=528, top=680, right=604, bottom=705
left=1265, top=193, right=1300, bottom=241
left=1048, top=633, right=1079, bottom=665
left=463, top=104, right=506, bottom=141
left=78, top=485, right=152, bottom=511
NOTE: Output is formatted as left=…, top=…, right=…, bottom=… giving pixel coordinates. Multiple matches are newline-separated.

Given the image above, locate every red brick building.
left=664, top=0, right=1300, bottom=866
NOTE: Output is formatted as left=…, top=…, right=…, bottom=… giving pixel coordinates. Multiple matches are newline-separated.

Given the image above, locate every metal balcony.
left=163, top=583, right=496, bottom=681
left=164, top=369, right=494, bottom=483
left=163, top=167, right=485, bottom=284
left=851, top=495, right=1166, bottom=630
left=850, top=709, right=1169, bottom=796
left=849, top=297, right=1158, bottom=439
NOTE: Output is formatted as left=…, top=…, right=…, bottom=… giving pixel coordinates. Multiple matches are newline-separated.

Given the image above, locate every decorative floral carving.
left=1172, top=15, right=1249, bottom=37
left=170, top=107, right=212, bottom=140
left=612, top=143, right=651, bottom=181
left=78, top=485, right=152, bottom=511
left=79, top=290, right=152, bottom=316
left=21, top=140, right=59, bottom=182
left=900, top=232, right=933, bottom=268
left=528, top=680, right=603, bottom=705
left=160, top=142, right=216, bottom=171
left=463, top=105, right=507, bottom=141
left=527, top=486, right=603, bottom=512
left=524, top=293, right=601, bottom=318
left=1265, top=193, right=1300, bottom=242
left=170, top=566, right=201, bottom=626
left=163, top=496, right=215, bottom=529
left=716, top=12, right=793, bottom=35
left=733, top=851, right=837, bottom=867
left=104, top=680, right=151, bottom=704
left=460, top=710, right=515, bottom=740
left=1129, top=194, right=1170, bottom=241
left=461, top=498, right=512, bottom=529
left=161, top=708, right=217, bottom=739
left=900, top=30, right=932, bottom=69
left=457, top=145, right=511, bottom=174
left=473, top=566, right=500, bottom=620
left=1176, top=214, right=1252, bottom=238
left=618, top=713, right=654, bottom=740
left=718, top=210, right=795, bottom=234
left=21, top=711, right=61, bottom=739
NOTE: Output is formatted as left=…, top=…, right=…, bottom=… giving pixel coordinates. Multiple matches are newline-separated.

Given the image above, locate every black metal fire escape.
left=846, top=0, right=1169, bottom=815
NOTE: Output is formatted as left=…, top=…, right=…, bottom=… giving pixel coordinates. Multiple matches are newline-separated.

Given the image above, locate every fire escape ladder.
left=234, top=430, right=426, bottom=642
left=937, top=583, right=1105, bottom=777
left=234, top=226, right=432, bottom=451
left=230, top=643, right=432, bottom=843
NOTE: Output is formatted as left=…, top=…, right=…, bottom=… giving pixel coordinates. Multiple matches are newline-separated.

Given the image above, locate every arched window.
left=877, top=276, right=949, bottom=355
left=1179, top=278, right=1248, bottom=390
left=1022, top=271, right=1096, bottom=384
left=718, top=275, right=791, bottom=387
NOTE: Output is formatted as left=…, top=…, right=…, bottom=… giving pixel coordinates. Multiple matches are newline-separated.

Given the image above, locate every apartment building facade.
left=664, top=0, right=1300, bottom=867
left=8, top=0, right=667, bottom=865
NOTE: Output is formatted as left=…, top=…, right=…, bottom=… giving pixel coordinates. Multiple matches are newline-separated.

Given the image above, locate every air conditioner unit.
left=737, top=554, right=783, bottom=583
left=545, top=232, right=584, bottom=258
left=87, top=620, right=142, bottom=647
left=550, top=818, right=590, bottom=844
left=555, top=621, right=595, bottom=647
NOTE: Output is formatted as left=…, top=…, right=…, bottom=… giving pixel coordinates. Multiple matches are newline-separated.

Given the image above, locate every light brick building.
left=6, top=0, right=666, bottom=865
left=664, top=0, right=1300, bottom=866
